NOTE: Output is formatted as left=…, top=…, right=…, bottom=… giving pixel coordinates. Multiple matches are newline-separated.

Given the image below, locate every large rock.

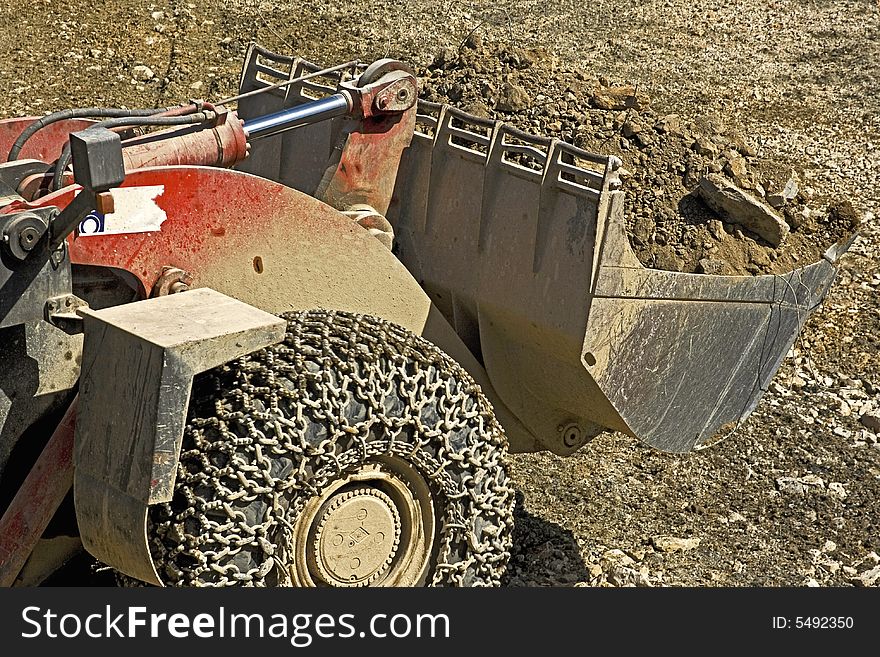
left=655, top=113, right=684, bottom=137
left=496, top=82, right=530, bottom=112
left=776, top=474, right=825, bottom=496
left=692, top=135, right=718, bottom=157
left=768, top=176, right=800, bottom=208
left=697, top=258, right=729, bottom=275
left=697, top=174, right=790, bottom=246
left=621, top=120, right=642, bottom=138
left=131, top=65, right=154, bottom=81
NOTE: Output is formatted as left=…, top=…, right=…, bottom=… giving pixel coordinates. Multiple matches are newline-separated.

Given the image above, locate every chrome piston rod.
left=242, top=92, right=353, bottom=140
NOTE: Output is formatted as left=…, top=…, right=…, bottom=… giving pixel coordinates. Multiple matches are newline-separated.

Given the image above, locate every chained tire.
left=148, top=309, right=516, bottom=587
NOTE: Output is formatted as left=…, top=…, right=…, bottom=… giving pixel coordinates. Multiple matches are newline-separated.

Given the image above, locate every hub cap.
left=311, top=487, right=402, bottom=586
left=290, top=459, right=436, bottom=587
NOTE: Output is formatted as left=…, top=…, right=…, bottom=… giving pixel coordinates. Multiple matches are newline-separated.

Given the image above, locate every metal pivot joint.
left=241, top=63, right=418, bottom=143
left=1, top=212, right=47, bottom=260
left=45, top=293, right=89, bottom=333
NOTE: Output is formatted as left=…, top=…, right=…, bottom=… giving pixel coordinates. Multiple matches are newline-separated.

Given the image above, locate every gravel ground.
left=1, top=0, right=878, bottom=587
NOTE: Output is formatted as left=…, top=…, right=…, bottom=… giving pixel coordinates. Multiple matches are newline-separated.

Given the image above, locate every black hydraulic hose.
left=50, top=111, right=216, bottom=191
left=7, top=107, right=166, bottom=161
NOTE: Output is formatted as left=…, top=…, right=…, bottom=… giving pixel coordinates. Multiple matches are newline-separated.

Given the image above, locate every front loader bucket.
left=385, top=102, right=852, bottom=454
left=235, top=46, right=853, bottom=455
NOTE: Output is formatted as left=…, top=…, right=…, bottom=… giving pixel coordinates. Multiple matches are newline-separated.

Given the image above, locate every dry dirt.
left=2, top=0, right=878, bottom=587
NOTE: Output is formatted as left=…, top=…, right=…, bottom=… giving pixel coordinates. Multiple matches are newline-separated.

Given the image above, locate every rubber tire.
left=148, top=309, right=515, bottom=587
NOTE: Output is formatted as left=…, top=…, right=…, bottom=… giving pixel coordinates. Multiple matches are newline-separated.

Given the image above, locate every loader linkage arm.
left=4, top=60, right=418, bottom=216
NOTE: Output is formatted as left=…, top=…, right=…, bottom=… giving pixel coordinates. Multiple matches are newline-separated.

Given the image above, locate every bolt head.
left=18, top=226, right=41, bottom=251
left=169, top=281, right=190, bottom=294
left=561, top=423, right=582, bottom=448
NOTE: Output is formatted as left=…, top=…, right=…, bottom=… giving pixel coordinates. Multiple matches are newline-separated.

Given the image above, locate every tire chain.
left=146, top=309, right=516, bottom=587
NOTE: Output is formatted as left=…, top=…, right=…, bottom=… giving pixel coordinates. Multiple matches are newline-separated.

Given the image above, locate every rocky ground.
left=1, top=0, right=878, bottom=587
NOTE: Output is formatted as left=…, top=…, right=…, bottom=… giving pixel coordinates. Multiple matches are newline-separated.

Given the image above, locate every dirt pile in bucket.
left=417, top=39, right=860, bottom=276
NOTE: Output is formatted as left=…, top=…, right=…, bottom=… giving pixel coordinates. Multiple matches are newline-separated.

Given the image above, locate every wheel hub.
left=311, top=487, right=402, bottom=586
left=290, top=459, right=436, bottom=587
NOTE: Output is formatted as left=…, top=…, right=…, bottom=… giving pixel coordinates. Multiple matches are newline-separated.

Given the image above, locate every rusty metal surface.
left=316, top=108, right=416, bottom=215
left=0, top=397, right=76, bottom=587
left=150, top=266, right=192, bottom=296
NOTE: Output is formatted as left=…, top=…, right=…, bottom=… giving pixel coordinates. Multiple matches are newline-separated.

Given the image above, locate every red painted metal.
left=319, top=109, right=416, bottom=215
left=0, top=82, right=419, bottom=580
left=0, top=108, right=208, bottom=166
left=1, top=110, right=247, bottom=202
left=316, top=72, right=418, bottom=215
left=0, top=118, right=94, bottom=163
left=20, top=166, right=345, bottom=296
left=13, top=172, right=59, bottom=202
left=121, top=109, right=248, bottom=171
left=0, top=397, right=77, bottom=587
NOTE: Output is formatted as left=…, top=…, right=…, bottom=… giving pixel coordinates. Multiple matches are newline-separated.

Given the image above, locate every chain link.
left=145, top=309, right=516, bottom=587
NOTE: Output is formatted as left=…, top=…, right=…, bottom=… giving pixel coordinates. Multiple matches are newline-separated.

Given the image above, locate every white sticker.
left=78, top=185, right=167, bottom=236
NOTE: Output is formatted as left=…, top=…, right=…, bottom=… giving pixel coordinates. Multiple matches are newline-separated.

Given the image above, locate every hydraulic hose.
left=50, top=111, right=216, bottom=191
left=7, top=107, right=165, bottom=161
